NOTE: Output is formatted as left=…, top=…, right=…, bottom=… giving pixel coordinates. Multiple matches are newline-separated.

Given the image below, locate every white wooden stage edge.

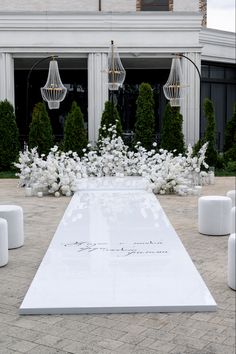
left=20, top=177, right=217, bottom=314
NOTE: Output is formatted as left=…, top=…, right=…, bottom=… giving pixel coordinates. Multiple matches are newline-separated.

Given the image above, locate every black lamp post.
left=163, top=53, right=202, bottom=139
left=177, top=53, right=201, bottom=80
left=163, top=53, right=201, bottom=106
left=26, top=56, right=54, bottom=135
left=25, top=55, right=67, bottom=139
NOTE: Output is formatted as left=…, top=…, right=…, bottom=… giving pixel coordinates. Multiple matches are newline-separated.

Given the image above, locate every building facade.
left=0, top=0, right=235, bottom=149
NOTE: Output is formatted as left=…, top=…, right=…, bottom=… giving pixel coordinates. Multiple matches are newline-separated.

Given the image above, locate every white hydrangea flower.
left=14, top=126, right=208, bottom=197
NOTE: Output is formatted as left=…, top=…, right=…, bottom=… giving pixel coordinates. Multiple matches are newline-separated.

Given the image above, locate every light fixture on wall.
left=41, top=58, right=67, bottom=109
left=108, top=40, right=126, bottom=91
left=163, top=55, right=186, bottom=107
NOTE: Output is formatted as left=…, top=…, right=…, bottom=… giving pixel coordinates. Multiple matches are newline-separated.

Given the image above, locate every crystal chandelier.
left=41, top=58, right=67, bottom=109
left=108, top=40, right=126, bottom=91
left=163, top=56, right=186, bottom=107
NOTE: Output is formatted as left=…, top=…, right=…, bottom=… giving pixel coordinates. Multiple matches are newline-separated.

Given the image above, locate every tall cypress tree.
left=223, top=103, right=236, bottom=162
left=203, top=98, right=217, bottom=166
left=63, top=101, right=88, bottom=156
left=133, top=83, right=155, bottom=150
left=0, top=100, right=20, bottom=170
left=98, top=100, right=122, bottom=140
left=160, top=103, right=185, bottom=154
left=28, top=102, right=54, bottom=155
left=224, top=103, right=236, bottom=152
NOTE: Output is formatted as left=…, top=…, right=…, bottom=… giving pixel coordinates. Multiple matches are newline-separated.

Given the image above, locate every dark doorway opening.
left=114, top=69, right=169, bottom=144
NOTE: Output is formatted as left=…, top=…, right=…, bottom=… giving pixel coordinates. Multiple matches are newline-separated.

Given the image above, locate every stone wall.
left=169, top=0, right=174, bottom=11
left=102, top=0, right=136, bottom=11
left=0, top=0, right=136, bottom=12
left=136, top=0, right=206, bottom=26
left=1, top=0, right=206, bottom=23
left=0, top=0, right=97, bottom=11
left=173, top=0, right=199, bottom=12
left=136, top=0, right=141, bottom=11
left=199, top=0, right=207, bottom=26
left=136, top=0, right=207, bottom=13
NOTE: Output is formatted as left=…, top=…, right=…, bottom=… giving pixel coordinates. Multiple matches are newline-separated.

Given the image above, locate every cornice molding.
left=1, top=46, right=203, bottom=57
left=200, top=28, right=235, bottom=48
left=200, top=28, right=235, bottom=64
left=0, top=11, right=202, bottom=31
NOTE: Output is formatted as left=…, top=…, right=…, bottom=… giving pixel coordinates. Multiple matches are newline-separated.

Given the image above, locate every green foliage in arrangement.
left=63, top=101, right=88, bottom=156
left=98, top=100, right=122, bottom=140
left=0, top=100, right=20, bottom=171
left=203, top=98, right=218, bottom=167
left=223, top=103, right=236, bottom=162
left=192, top=138, right=203, bottom=157
left=160, top=103, right=185, bottom=155
left=28, top=102, right=54, bottom=155
left=133, top=83, right=155, bottom=150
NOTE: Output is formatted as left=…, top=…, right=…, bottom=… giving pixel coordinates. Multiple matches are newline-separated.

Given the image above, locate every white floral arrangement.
left=14, top=125, right=209, bottom=197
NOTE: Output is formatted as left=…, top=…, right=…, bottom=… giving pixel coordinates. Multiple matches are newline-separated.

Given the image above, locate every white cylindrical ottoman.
left=231, top=207, right=236, bottom=234
left=228, top=233, right=236, bottom=290
left=198, top=196, right=232, bottom=235
left=0, top=205, right=24, bottom=249
left=0, top=218, right=8, bottom=267
left=227, top=190, right=236, bottom=207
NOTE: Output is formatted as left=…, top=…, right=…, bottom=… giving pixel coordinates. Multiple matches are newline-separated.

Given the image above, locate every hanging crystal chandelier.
left=163, top=56, right=186, bottom=107
left=41, top=58, right=67, bottom=109
left=108, top=40, right=126, bottom=91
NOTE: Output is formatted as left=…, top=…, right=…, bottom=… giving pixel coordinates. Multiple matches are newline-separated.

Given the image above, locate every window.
left=225, top=68, right=236, bottom=81
left=141, top=0, right=169, bottom=11
left=200, top=61, right=236, bottom=150
left=210, top=66, right=224, bottom=80
left=201, top=65, right=209, bottom=78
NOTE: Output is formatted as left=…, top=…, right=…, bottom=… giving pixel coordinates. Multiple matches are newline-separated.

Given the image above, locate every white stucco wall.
left=0, top=12, right=202, bottom=50
left=0, top=0, right=98, bottom=11
left=0, top=0, right=200, bottom=13
left=0, top=0, right=136, bottom=12
left=174, top=0, right=199, bottom=12
left=102, top=0, right=136, bottom=12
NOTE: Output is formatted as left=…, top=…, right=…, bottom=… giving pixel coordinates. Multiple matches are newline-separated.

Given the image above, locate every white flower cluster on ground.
left=14, top=125, right=209, bottom=197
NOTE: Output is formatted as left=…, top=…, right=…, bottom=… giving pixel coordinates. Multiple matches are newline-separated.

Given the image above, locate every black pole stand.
left=25, top=56, right=57, bottom=143
left=173, top=53, right=202, bottom=138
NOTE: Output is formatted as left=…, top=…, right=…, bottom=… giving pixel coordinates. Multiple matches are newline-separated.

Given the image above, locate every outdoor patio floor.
left=0, top=177, right=235, bottom=354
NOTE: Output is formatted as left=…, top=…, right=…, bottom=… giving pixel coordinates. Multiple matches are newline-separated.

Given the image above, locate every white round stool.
left=0, top=205, right=24, bottom=249
left=226, top=190, right=236, bottom=207
left=0, top=218, right=8, bottom=267
left=231, top=207, right=236, bottom=234
left=228, top=233, right=236, bottom=290
left=198, top=196, right=232, bottom=235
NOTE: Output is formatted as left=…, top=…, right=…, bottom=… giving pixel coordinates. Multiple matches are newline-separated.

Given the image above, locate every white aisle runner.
left=20, top=177, right=216, bottom=314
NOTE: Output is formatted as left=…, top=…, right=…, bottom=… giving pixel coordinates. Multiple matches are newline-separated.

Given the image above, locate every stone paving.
left=0, top=177, right=235, bottom=354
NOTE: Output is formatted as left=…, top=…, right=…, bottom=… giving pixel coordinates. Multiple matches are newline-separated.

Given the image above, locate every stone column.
left=88, top=53, right=108, bottom=145
left=0, top=53, right=15, bottom=107
left=180, top=52, right=201, bottom=146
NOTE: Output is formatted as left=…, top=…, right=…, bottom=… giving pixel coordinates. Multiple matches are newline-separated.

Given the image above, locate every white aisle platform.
left=20, top=177, right=216, bottom=314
